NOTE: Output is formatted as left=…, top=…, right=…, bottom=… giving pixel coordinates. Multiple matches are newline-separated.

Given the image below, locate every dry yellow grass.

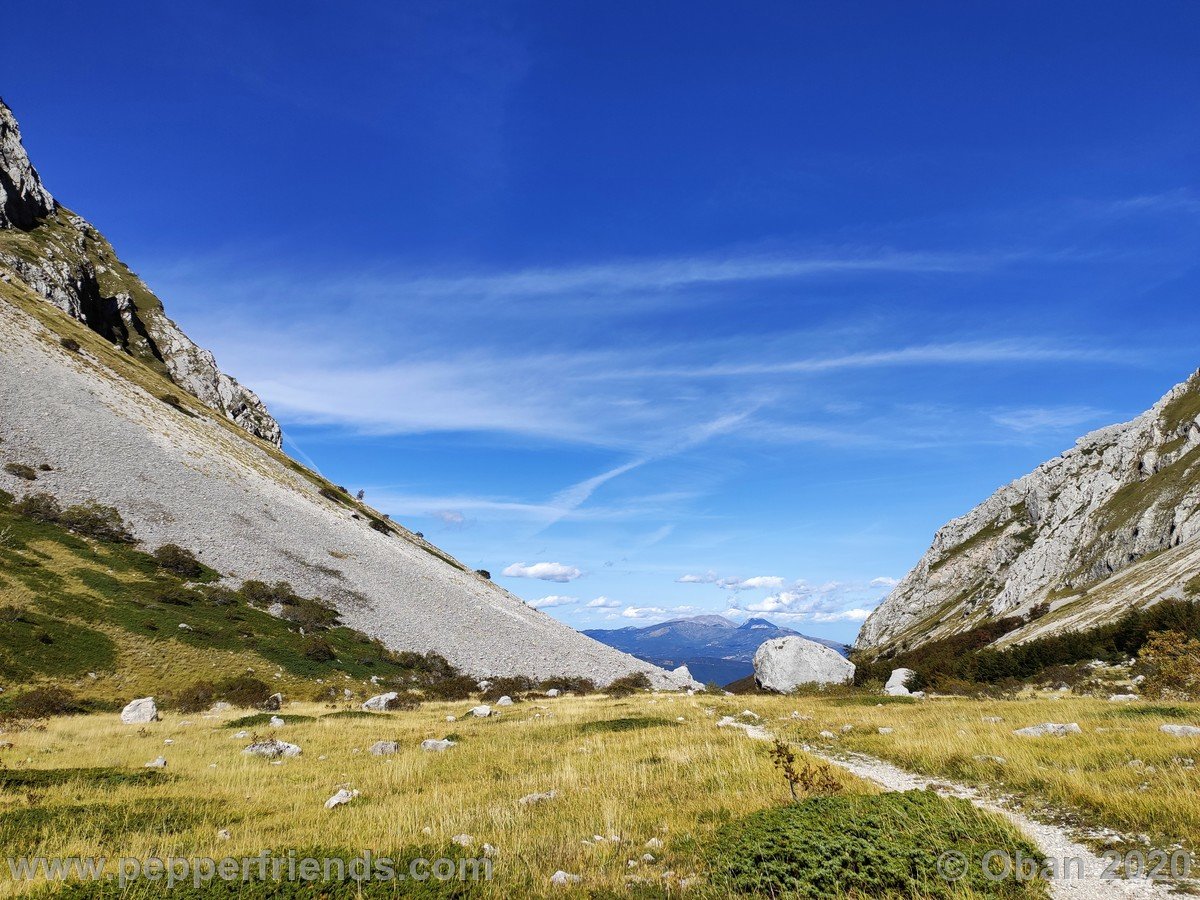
left=0, top=694, right=868, bottom=897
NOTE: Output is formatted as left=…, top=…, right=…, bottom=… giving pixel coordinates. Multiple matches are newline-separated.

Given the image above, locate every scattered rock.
left=120, top=697, right=159, bottom=725
left=753, top=637, right=855, bottom=692
left=144, top=756, right=167, bottom=768
left=645, top=838, right=663, bottom=849
left=981, top=716, right=1004, bottom=724
left=496, top=696, right=514, bottom=707
left=263, top=693, right=283, bottom=712
left=1108, top=694, right=1139, bottom=702
left=243, top=738, right=302, bottom=759
left=233, top=730, right=249, bottom=739
left=269, top=716, right=285, bottom=727
left=878, top=727, right=894, bottom=735
left=324, top=788, right=359, bottom=810
left=370, top=741, right=400, bottom=756
left=216, top=829, right=231, bottom=841
left=818, top=730, right=836, bottom=739
left=446, top=715, right=457, bottom=722
left=451, top=834, right=474, bottom=847
left=546, top=689, right=560, bottom=698
left=1161, top=724, right=1200, bottom=738
left=469, top=705, right=494, bottom=718
left=518, top=790, right=557, bottom=805
left=209, top=702, right=231, bottom=713
left=1013, top=723, right=1082, bottom=737
left=973, top=755, right=1007, bottom=765
left=550, top=871, right=581, bottom=886
left=421, top=739, right=455, bottom=752
left=362, top=692, right=400, bottom=712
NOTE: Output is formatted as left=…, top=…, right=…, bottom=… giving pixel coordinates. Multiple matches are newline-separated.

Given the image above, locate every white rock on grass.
left=974, top=755, right=1007, bottom=765
left=878, top=727, right=894, bottom=735
left=818, top=730, right=836, bottom=739
left=144, top=756, right=167, bottom=768
left=1161, top=724, right=1200, bottom=738
left=243, top=738, right=302, bottom=759
left=1013, top=723, right=1082, bottom=737
left=550, top=871, right=581, bottom=886
left=269, top=716, right=285, bottom=727
left=518, top=790, right=557, bottom=805
left=470, top=705, right=493, bottom=718
left=884, top=668, right=915, bottom=696
left=496, top=696, right=514, bottom=707
left=370, top=741, right=400, bottom=756
left=546, top=689, right=560, bottom=697
left=1109, top=694, right=1139, bottom=702
left=446, top=715, right=457, bottom=723
left=451, top=834, right=474, bottom=847
left=753, top=637, right=855, bottom=692
left=981, top=716, right=1004, bottom=724
left=324, top=788, right=359, bottom=810
left=362, top=692, right=399, bottom=712
left=120, top=697, right=159, bottom=724
left=421, top=739, right=455, bottom=752
left=645, top=838, right=663, bottom=849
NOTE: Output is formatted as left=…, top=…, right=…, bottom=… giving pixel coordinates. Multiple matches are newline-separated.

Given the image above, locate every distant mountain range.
left=584, top=615, right=849, bottom=685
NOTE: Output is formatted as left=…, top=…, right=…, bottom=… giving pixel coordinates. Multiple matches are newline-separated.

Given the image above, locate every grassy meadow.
left=1, top=688, right=1198, bottom=897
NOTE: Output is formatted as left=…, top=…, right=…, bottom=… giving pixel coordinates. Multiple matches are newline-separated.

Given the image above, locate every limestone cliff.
left=856, top=370, right=1200, bottom=654
left=0, top=98, right=281, bottom=446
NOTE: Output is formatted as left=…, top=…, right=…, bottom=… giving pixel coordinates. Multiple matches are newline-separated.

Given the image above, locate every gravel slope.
left=0, top=289, right=670, bottom=685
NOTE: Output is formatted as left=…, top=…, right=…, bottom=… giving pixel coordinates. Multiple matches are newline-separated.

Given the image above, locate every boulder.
left=243, top=738, right=302, bottom=759
left=144, top=756, right=167, bottom=768
left=1013, top=723, right=1082, bottom=737
left=1161, top=724, right=1200, bottom=738
left=263, top=693, right=283, bottom=712
left=884, top=668, right=915, bottom=696
left=518, top=789, right=557, bottom=805
left=269, top=716, right=285, bottom=727
left=469, top=705, right=493, bottom=718
left=496, top=696, right=514, bottom=707
left=370, top=741, right=400, bottom=756
left=546, top=689, right=560, bottom=698
left=1108, top=694, right=1139, bottom=702
left=120, top=697, right=159, bottom=724
left=421, top=739, right=455, bottom=752
left=362, top=692, right=399, bottom=712
left=753, top=638, right=854, bottom=692
left=550, top=871, right=581, bottom=886
left=324, top=788, right=359, bottom=810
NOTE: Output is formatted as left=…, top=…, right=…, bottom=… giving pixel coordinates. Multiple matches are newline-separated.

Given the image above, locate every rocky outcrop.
left=857, top=370, right=1200, bottom=655
left=0, top=99, right=280, bottom=446
left=753, top=636, right=855, bottom=692
left=0, top=98, right=54, bottom=229
left=120, top=697, right=159, bottom=724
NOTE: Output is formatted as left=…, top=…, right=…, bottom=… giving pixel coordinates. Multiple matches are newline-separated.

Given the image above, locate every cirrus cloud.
left=526, top=595, right=577, bottom=609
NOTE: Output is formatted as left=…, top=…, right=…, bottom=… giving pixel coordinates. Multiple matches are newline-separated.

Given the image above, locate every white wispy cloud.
left=526, top=595, right=577, bottom=609
left=587, top=596, right=621, bottom=608
left=431, top=509, right=467, bottom=527
left=990, top=406, right=1108, bottom=434
left=869, top=576, right=900, bottom=588
left=501, top=562, right=583, bottom=583
left=675, top=572, right=785, bottom=591
left=621, top=606, right=667, bottom=619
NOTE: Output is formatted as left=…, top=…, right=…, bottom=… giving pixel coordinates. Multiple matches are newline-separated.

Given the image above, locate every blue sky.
left=5, top=2, right=1199, bottom=642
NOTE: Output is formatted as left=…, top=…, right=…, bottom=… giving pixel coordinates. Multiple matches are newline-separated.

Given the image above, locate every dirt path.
left=810, top=747, right=1178, bottom=900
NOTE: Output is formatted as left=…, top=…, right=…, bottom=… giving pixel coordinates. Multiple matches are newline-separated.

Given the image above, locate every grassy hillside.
left=0, top=486, right=462, bottom=710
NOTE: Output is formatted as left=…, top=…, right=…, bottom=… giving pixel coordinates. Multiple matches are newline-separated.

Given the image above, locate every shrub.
left=368, top=518, right=390, bottom=534
left=216, top=675, right=273, bottom=708
left=13, top=492, right=60, bottom=522
left=769, top=738, right=842, bottom=801
left=1137, top=631, right=1200, bottom=701
left=240, top=580, right=298, bottom=606
left=157, top=584, right=199, bottom=606
left=4, top=463, right=38, bottom=481
left=480, top=676, right=536, bottom=701
left=708, top=790, right=1045, bottom=899
left=60, top=337, right=81, bottom=352
left=58, top=502, right=135, bottom=543
left=283, top=598, right=340, bottom=631
left=153, top=544, right=204, bottom=578
left=174, top=681, right=216, bottom=713
left=6, top=687, right=84, bottom=720
left=158, top=393, right=196, bottom=417
left=538, top=675, right=598, bottom=695
left=475, top=569, right=491, bottom=580
left=606, top=672, right=652, bottom=697
left=421, top=675, right=478, bottom=701
left=319, top=487, right=344, bottom=503
left=301, top=635, right=336, bottom=662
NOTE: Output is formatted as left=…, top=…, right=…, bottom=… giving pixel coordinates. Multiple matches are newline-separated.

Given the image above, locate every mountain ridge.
left=857, top=368, right=1200, bottom=656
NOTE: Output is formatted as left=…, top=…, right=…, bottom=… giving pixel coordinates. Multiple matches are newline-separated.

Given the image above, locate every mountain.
left=585, top=615, right=848, bottom=684
left=857, top=369, right=1200, bottom=656
left=0, top=98, right=672, bottom=688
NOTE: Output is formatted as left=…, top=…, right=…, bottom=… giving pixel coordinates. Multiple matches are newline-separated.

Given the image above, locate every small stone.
left=546, top=689, right=560, bottom=697
left=269, top=716, right=285, bottom=727
left=818, top=730, right=836, bottom=739
left=243, top=738, right=301, bottom=759
left=370, top=741, right=400, bottom=756
left=144, top=756, right=167, bottom=768
left=421, top=738, right=455, bottom=752
left=878, top=727, right=893, bottom=735
left=451, top=834, right=474, bottom=847
left=645, top=837, right=663, bottom=849
left=469, top=705, right=493, bottom=718
left=1161, top=724, right=1200, bottom=738
left=518, top=789, right=557, bottom=805
left=496, top=696, right=514, bottom=707
left=216, top=829, right=231, bottom=841
left=324, top=788, right=359, bottom=810
left=550, top=871, right=581, bottom=885
left=1013, top=723, right=1082, bottom=737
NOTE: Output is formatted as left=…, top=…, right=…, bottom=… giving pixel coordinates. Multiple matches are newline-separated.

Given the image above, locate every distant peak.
left=739, top=617, right=777, bottom=629
left=0, top=99, right=55, bottom=229
left=684, top=614, right=736, bottom=627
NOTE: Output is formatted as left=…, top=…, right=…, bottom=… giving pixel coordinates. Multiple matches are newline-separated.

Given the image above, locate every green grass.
left=576, top=716, right=680, bottom=735
left=223, top=713, right=316, bottom=729
left=0, top=768, right=168, bottom=790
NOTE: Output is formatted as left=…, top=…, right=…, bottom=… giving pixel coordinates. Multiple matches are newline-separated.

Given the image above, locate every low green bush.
left=153, top=543, right=204, bottom=578
left=605, top=672, right=651, bottom=697
left=708, top=790, right=1047, bottom=899
left=4, top=462, right=38, bottom=480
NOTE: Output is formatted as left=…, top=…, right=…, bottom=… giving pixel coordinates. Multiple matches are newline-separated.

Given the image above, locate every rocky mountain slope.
left=857, top=369, right=1200, bottom=656
left=586, top=615, right=848, bottom=684
left=0, top=98, right=672, bottom=686
left=0, top=99, right=279, bottom=445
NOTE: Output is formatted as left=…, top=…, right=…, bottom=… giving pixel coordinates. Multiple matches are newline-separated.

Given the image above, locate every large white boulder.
left=120, top=697, right=159, bottom=724
left=1014, top=722, right=1082, bottom=737
left=1161, top=724, right=1200, bottom=738
left=884, top=668, right=916, bottom=696
left=753, top=638, right=854, bottom=692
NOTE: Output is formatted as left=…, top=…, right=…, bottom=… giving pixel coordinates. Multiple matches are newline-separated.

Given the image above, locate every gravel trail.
left=811, top=747, right=1178, bottom=900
